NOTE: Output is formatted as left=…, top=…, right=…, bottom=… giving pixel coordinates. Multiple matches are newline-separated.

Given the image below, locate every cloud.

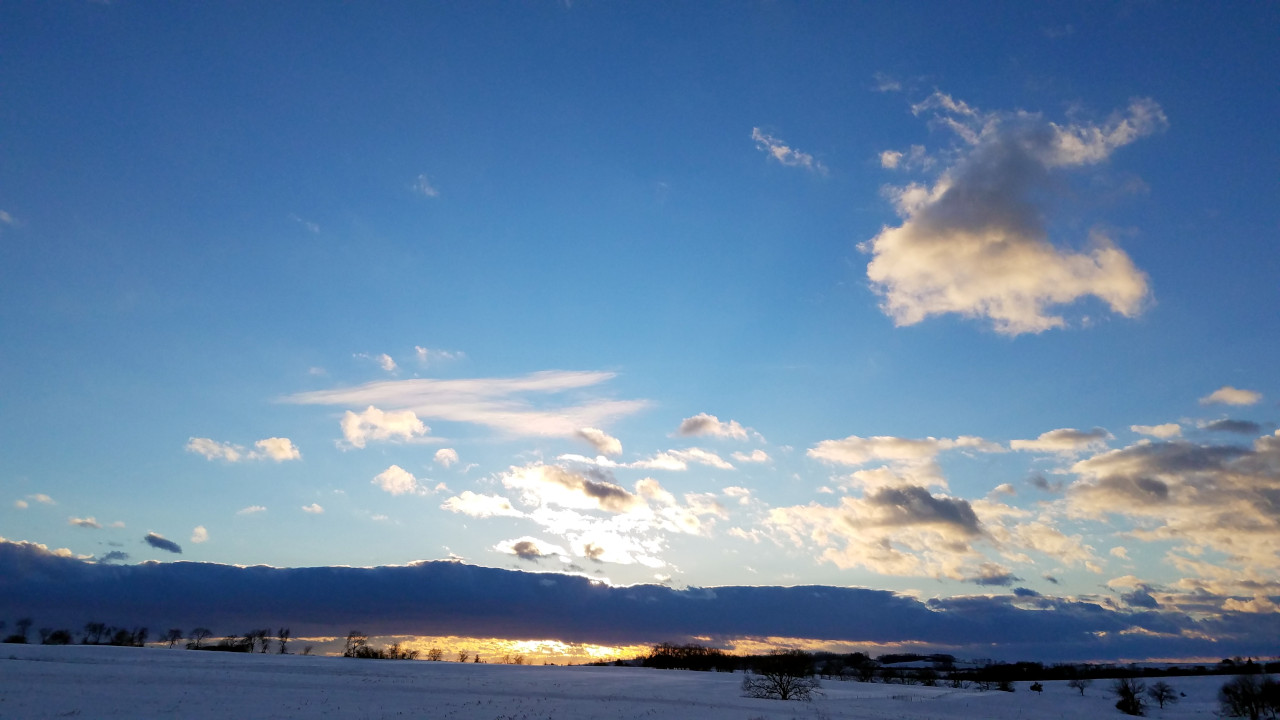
left=496, top=537, right=568, bottom=562
left=186, top=437, right=302, bottom=462
left=0, top=209, right=14, bottom=226
left=768, top=484, right=984, bottom=578
left=372, top=465, right=425, bottom=496
left=1067, top=433, right=1280, bottom=582
left=751, top=128, right=826, bottom=173
left=1202, top=418, right=1264, bottom=435
left=964, top=562, right=1022, bottom=587
left=414, top=346, right=463, bottom=366
left=576, top=428, right=622, bottom=457
left=69, top=516, right=102, bottom=529
left=341, top=406, right=430, bottom=449
left=1200, top=386, right=1262, bottom=406
left=434, top=448, right=459, bottom=467
left=872, top=72, right=901, bottom=92
left=731, top=449, right=771, bottom=464
left=191, top=526, right=209, bottom=544
left=253, top=437, right=301, bottom=462
left=441, top=491, right=524, bottom=519
left=143, top=533, right=182, bottom=554
left=503, top=464, right=641, bottom=514
left=98, top=550, right=130, bottom=564
left=862, top=94, right=1163, bottom=335
left=301, top=503, right=324, bottom=514
left=8, top=539, right=1266, bottom=661
left=628, top=448, right=734, bottom=471
left=413, top=173, right=439, bottom=198
left=1131, top=423, right=1181, bottom=439
left=13, top=500, right=27, bottom=509
left=675, top=413, right=755, bottom=441
left=1010, top=427, right=1112, bottom=455
left=289, top=213, right=319, bottom=234
left=810, top=434, right=999, bottom=466
left=236, top=505, right=266, bottom=515
left=285, top=371, right=648, bottom=440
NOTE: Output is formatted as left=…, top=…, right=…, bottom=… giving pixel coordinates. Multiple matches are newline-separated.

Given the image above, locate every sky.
left=2, top=1, right=1279, bottom=662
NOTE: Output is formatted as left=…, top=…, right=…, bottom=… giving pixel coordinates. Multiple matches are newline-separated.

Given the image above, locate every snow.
left=0, top=644, right=1233, bottom=719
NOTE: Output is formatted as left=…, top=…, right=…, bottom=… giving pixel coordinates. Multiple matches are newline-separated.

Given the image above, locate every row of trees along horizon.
left=6, top=621, right=1280, bottom=717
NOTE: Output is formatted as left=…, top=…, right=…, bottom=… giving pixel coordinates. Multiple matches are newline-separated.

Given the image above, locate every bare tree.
left=512, top=654, right=525, bottom=666
left=163, top=629, right=183, bottom=648
left=1218, top=674, right=1277, bottom=720
left=1067, top=677, right=1093, bottom=696
left=1147, top=681, right=1178, bottom=709
left=188, top=627, right=212, bottom=649
left=741, top=650, right=820, bottom=702
left=1113, top=677, right=1146, bottom=716
left=457, top=650, right=470, bottom=663
left=426, top=647, right=444, bottom=662
left=277, top=628, right=291, bottom=654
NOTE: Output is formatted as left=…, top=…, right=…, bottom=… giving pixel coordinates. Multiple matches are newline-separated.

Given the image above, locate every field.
left=0, top=644, right=1236, bottom=719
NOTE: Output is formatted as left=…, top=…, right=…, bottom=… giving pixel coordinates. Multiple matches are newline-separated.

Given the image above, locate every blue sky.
left=2, top=1, right=1278, bottom=660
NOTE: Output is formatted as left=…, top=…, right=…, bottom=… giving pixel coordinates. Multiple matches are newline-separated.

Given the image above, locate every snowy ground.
left=0, top=644, right=1235, bottom=719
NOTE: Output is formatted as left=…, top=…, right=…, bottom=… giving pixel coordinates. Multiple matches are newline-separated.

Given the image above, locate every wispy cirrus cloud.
left=863, top=93, right=1164, bottom=335
left=751, top=128, right=826, bottom=174
left=285, top=371, right=649, bottom=440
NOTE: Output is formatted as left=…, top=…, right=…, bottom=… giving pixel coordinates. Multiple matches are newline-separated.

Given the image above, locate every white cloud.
left=13, top=500, right=27, bottom=509
left=863, top=94, right=1162, bottom=335
left=809, top=434, right=999, bottom=465
left=286, top=370, right=649, bottom=440
left=414, top=173, right=439, bottom=198
left=751, top=128, right=826, bottom=173
left=236, top=505, right=266, bottom=515
left=495, top=536, right=569, bottom=561
left=301, top=503, right=324, bottom=514
left=186, top=437, right=245, bottom=462
left=253, top=437, right=301, bottom=462
left=503, top=464, right=641, bottom=513
left=1200, top=386, right=1262, bottom=406
left=435, top=448, right=459, bottom=467
left=441, top=491, right=525, bottom=518
left=731, top=449, right=771, bottom=464
left=191, top=526, right=209, bottom=543
left=187, top=437, right=301, bottom=462
left=0, top=209, right=14, bottom=226
left=880, top=150, right=904, bottom=169
left=341, top=406, right=430, bottom=449
left=372, top=465, right=425, bottom=496
left=69, top=516, right=102, bottom=529
left=15, top=493, right=55, bottom=510
left=1131, top=423, right=1182, bottom=439
left=676, top=413, right=752, bottom=441
left=1010, top=427, right=1112, bottom=455
left=630, top=448, right=734, bottom=471
left=872, top=72, right=901, bottom=92
left=414, top=346, right=463, bottom=366
left=576, top=427, right=622, bottom=457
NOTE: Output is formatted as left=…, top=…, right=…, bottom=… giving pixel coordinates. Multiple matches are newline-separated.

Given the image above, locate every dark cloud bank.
left=2, top=540, right=1274, bottom=662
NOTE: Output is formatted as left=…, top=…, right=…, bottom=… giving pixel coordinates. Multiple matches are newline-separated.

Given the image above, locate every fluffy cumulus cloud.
left=676, top=413, right=751, bottom=441
left=340, top=406, right=430, bottom=449
left=69, top=516, right=102, bottom=529
left=371, top=465, right=433, bottom=496
left=434, top=448, right=459, bottom=467
left=495, top=536, right=568, bottom=562
left=751, top=128, right=826, bottom=173
left=862, top=93, right=1164, bottom=335
left=301, top=503, right=324, bottom=514
left=1200, top=386, right=1262, bottom=406
left=576, top=427, right=623, bottom=457
left=442, top=463, right=725, bottom=569
left=768, top=484, right=986, bottom=579
left=731, top=449, right=771, bottom=463
left=808, top=434, right=1000, bottom=491
left=186, top=437, right=301, bottom=462
left=1067, top=432, right=1280, bottom=586
left=191, top=526, right=209, bottom=544
left=1010, top=427, right=1112, bottom=455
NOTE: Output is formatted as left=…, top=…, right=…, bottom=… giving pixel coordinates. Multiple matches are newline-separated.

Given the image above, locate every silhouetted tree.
left=1114, top=677, right=1146, bottom=716
left=457, top=650, right=470, bottom=663
left=1147, top=681, right=1178, bottom=709
left=277, top=628, right=290, bottom=654
left=1218, top=674, right=1279, bottom=720
left=163, top=629, right=183, bottom=648
left=83, top=621, right=107, bottom=645
left=426, top=647, right=444, bottom=662
left=1068, top=677, right=1093, bottom=696
left=45, top=629, right=72, bottom=645
left=187, top=627, right=212, bottom=649
left=741, top=650, right=820, bottom=701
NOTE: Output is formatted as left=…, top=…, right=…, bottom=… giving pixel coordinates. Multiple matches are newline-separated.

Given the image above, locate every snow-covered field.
left=0, top=644, right=1235, bottom=719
